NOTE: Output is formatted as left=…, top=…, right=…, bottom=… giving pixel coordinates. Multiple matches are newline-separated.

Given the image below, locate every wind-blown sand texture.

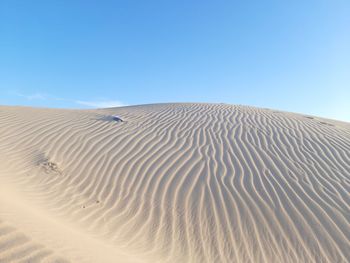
left=0, top=103, right=349, bottom=263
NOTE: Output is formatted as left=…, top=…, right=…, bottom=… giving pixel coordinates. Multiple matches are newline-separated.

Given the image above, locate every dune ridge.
left=0, top=103, right=349, bottom=262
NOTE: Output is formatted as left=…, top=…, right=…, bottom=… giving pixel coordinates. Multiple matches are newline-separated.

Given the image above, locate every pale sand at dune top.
left=0, top=103, right=349, bottom=263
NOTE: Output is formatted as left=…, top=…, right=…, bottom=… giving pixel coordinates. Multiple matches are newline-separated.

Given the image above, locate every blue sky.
left=0, top=1, right=349, bottom=121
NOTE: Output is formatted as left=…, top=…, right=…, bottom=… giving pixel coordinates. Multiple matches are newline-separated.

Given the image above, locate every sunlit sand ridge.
left=0, top=103, right=349, bottom=262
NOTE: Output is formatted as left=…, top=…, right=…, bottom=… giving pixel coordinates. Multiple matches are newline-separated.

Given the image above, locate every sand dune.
left=0, top=103, right=349, bottom=263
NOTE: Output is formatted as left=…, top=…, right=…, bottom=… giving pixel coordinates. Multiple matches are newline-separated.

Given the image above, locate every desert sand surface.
left=0, top=103, right=349, bottom=263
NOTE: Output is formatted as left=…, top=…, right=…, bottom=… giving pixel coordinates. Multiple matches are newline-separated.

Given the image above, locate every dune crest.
left=0, top=103, right=349, bottom=262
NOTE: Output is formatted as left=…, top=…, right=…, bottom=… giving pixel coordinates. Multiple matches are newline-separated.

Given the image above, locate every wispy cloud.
left=75, top=100, right=125, bottom=108
left=11, top=91, right=125, bottom=108
left=12, top=92, right=48, bottom=100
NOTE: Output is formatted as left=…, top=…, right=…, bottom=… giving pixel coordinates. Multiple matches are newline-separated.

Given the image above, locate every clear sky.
left=1, top=1, right=349, bottom=121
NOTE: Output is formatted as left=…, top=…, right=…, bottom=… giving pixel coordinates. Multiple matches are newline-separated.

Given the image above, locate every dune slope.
left=0, top=103, right=349, bottom=263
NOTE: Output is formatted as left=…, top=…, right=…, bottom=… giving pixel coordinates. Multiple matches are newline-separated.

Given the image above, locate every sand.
left=0, top=103, right=349, bottom=263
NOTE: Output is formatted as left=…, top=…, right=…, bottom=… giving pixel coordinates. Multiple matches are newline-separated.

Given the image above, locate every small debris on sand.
left=112, top=115, right=123, bottom=122
left=39, top=159, right=61, bottom=174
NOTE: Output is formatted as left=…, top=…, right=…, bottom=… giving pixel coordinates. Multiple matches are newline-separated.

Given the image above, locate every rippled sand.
left=0, top=103, right=349, bottom=263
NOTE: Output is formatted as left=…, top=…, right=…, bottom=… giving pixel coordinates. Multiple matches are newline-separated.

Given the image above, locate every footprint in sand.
left=38, top=159, right=62, bottom=175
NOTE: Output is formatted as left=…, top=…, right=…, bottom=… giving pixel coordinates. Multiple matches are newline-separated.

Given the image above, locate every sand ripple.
left=0, top=103, right=349, bottom=262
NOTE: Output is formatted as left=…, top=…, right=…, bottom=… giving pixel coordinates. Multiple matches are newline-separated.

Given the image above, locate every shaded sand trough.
left=0, top=103, right=349, bottom=262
